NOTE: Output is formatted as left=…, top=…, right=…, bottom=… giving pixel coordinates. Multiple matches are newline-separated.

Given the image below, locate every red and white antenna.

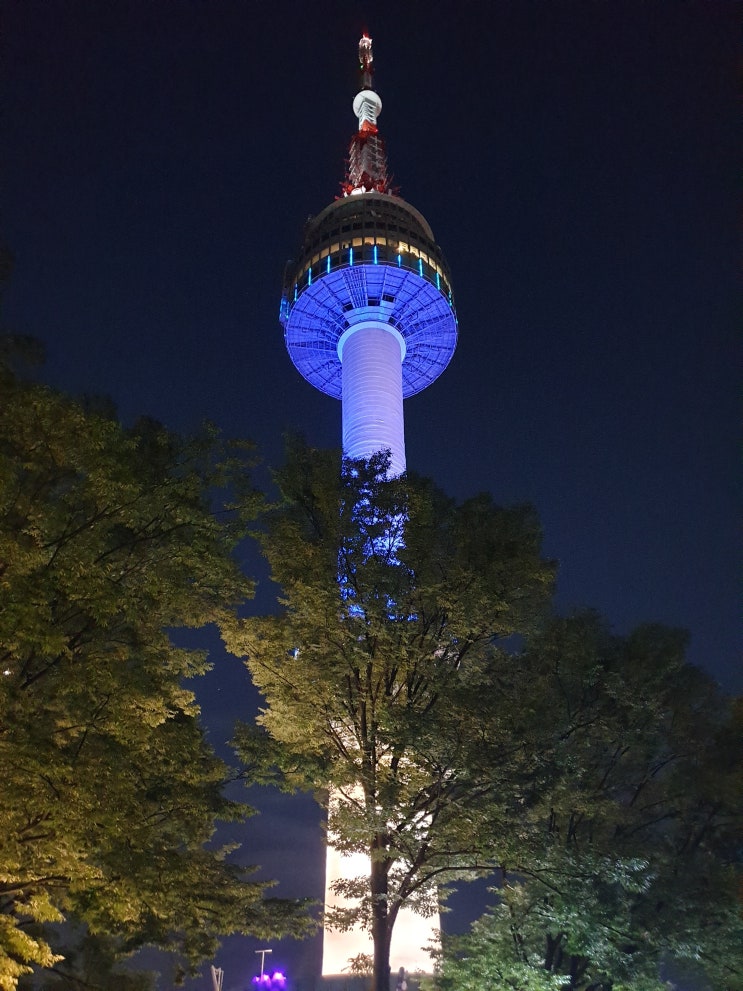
left=343, top=34, right=390, bottom=195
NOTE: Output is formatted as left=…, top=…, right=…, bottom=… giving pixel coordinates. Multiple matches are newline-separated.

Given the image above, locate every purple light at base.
left=251, top=972, right=287, bottom=989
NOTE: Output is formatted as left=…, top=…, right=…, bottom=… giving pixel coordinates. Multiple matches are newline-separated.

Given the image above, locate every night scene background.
left=2, top=2, right=739, bottom=989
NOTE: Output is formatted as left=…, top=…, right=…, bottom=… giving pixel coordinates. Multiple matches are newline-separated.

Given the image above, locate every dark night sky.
left=3, top=2, right=740, bottom=988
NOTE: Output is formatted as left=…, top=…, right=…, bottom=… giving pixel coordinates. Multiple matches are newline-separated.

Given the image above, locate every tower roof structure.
left=280, top=34, right=457, bottom=400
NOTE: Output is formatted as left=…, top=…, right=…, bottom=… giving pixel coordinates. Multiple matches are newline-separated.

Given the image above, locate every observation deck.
left=280, top=191, right=458, bottom=400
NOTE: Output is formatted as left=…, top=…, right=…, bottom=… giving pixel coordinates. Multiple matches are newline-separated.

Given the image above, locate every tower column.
left=339, top=320, right=406, bottom=475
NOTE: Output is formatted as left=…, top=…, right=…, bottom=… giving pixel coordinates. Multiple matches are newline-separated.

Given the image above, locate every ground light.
left=250, top=973, right=287, bottom=989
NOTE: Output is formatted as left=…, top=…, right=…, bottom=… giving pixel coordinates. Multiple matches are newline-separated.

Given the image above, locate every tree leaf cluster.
left=0, top=363, right=310, bottom=989
left=226, top=442, right=740, bottom=991
left=437, top=616, right=743, bottom=991
left=225, top=443, right=557, bottom=990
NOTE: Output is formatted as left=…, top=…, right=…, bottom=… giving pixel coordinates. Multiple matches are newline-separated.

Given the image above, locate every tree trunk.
left=370, top=837, right=391, bottom=991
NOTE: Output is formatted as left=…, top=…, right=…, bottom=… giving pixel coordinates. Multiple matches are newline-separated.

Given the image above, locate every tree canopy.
left=227, top=442, right=741, bottom=991
left=226, top=442, right=556, bottom=991
left=437, top=615, right=743, bottom=991
left=0, top=358, right=310, bottom=990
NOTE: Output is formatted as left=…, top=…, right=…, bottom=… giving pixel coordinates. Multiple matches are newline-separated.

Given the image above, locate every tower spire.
left=343, top=34, right=389, bottom=195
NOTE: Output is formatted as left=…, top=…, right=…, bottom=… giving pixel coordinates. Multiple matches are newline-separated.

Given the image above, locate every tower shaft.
left=340, top=319, right=406, bottom=475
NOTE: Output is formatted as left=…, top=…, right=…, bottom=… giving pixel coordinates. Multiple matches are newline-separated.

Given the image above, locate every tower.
left=279, top=35, right=457, bottom=979
left=280, top=34, right=457, bottom=479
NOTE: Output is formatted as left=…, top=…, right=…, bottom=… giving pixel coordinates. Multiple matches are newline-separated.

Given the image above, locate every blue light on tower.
left=278, top=33, right=457, bottom=976
left=280, top=33, right=457, bottom=478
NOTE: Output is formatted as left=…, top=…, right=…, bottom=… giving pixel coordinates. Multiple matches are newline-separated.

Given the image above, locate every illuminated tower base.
left=280, top=35, right=457, bottom=981
left=324, top=837, right=436, bottom=977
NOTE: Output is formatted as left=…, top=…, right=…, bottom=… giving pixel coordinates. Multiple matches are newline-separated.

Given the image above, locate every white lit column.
left=338, top=318, right=406, bottom=476
left=326, top=314, right=436, bottom=980
left=322, top=789, right=435, bottom=977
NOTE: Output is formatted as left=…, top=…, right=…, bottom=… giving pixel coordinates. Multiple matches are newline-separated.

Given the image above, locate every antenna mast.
left=343, top=34, right=390, bottom=195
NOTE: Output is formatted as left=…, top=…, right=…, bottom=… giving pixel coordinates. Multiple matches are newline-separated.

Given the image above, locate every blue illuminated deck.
left=280, top=192, right=458, bottom=399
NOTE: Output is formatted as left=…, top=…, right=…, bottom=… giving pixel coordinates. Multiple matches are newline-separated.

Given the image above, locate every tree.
left=226, top=442, right=556, bottom=991
left=0, top=359, right=311, bottom=990
left=436, top=614, right=743, bottom=991
left=19, top=927, right=155, bottom=991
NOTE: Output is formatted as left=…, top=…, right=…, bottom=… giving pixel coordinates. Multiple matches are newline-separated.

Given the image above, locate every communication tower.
left=280, top=34, right=457, bottom=477
left=279, top=34, right=457, bottom=978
